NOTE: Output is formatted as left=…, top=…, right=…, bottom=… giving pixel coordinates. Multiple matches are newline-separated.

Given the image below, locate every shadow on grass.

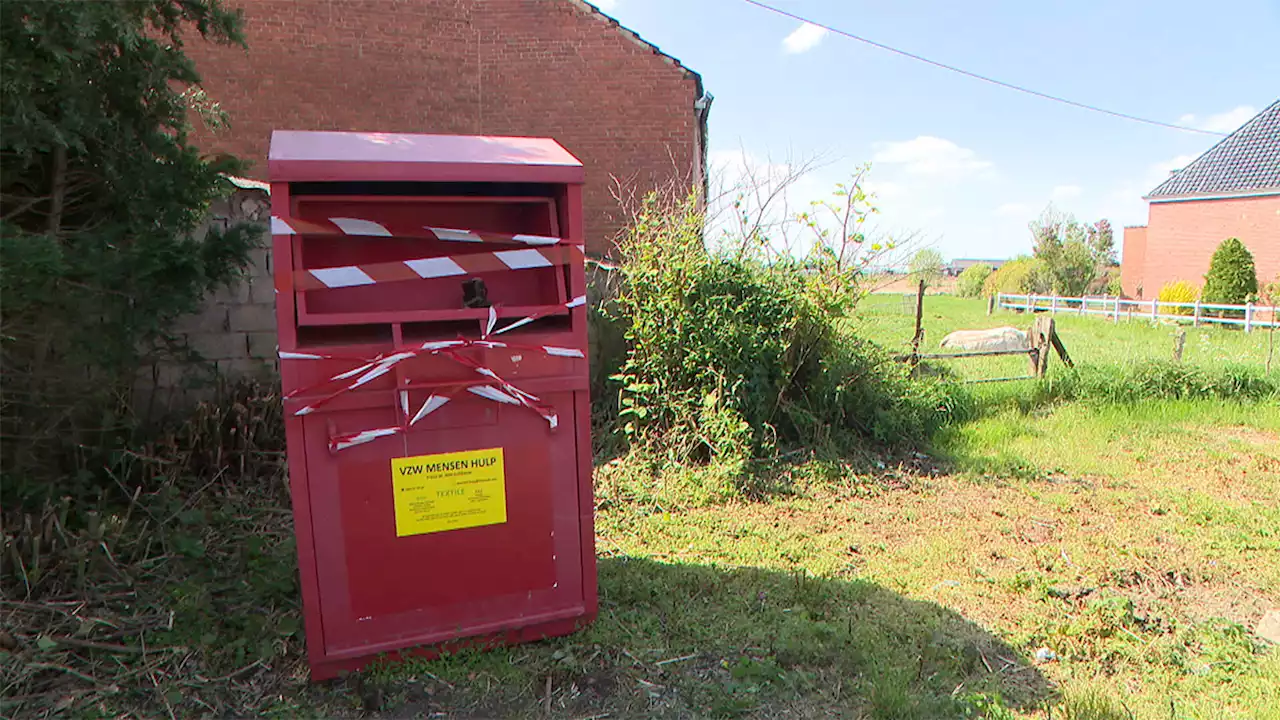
left=371, top=555, right=1055, bottom=719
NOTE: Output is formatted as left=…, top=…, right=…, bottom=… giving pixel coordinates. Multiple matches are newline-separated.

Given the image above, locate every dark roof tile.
left=1147, top=100, right=1280, bottom=199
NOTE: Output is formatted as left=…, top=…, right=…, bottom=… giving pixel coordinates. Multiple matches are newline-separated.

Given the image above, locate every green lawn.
left=854, top=293, right=1279, bottom=388
left=8, top=299, right=1278, bottom=720
left=346, top=391, right=1279, bottom=719
left=579, top=399, right=1280, bottom=720
left=348, top=298, right=1280, bottom=719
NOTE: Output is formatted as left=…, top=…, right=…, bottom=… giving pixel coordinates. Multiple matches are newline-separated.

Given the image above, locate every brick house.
left=152, top=1, right=708, bottom=403
left=1121, top=100, right=1279, bottom=299
left=184, top=0, right=711, bottom=258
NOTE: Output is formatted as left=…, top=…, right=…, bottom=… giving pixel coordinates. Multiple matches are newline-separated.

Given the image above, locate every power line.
left=738, top=0, right=1227, bottom=137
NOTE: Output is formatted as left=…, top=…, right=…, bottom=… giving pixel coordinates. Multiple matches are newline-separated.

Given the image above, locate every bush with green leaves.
left=1262, top=274, right=1280, bottom=306
left=609, top=192, right=965, bottom=495
left=1106, top=274, right=1124, bottom=296
left=1201, top=238, right=1258, bottom=307
left=1, top=0, right=254, bottom=503
left=1157, top=280, right=1199, bottom=316
left=1027, top=207, right=1116, bottom=296
left=955, top=263, right=993, bottom=297
left=909, top=249, right=945, bottom=288
left=982, top=256, right=1053, bottom=297
left=1089, top=265, right=1121, bottom=296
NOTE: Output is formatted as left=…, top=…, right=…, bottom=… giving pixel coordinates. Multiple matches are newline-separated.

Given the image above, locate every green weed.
left=608, top=192, right=967, bottom=490
left=1040, top=362, right=1277, bottom=404
left=1050, top=688, right=1132, bottom=720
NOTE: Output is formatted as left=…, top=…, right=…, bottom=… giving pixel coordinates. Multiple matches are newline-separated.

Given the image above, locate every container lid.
left=268, top=131, right=584, bottom=184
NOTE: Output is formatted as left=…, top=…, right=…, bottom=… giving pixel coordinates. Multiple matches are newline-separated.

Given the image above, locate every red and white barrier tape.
left=294, top=246, right=581, bottom=290
left=281, top=337, right=580, bottom=416
left=486, top=294, right=586, bottom=337
left=279, top=295, right=586, bottom=452
left=327, top=377, right=559, bottom=452
left=271, top=215, right=577, bottom=246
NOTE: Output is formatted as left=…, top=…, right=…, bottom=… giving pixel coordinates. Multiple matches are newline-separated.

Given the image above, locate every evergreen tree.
left=1201, top=238, right=1258, bottom=307
left=1, top=0, right=254, bottom=496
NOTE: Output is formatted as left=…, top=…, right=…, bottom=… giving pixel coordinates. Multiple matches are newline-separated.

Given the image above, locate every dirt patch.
left=1111, top=566, right=1273, bottom=628
left=1214, top=426, right=1280, bottom=448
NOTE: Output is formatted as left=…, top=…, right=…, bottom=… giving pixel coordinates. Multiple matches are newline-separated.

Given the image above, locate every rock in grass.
left=1256, top=610, right=1280, bottom=645
left=1033, top=647, right=1058, bottom=664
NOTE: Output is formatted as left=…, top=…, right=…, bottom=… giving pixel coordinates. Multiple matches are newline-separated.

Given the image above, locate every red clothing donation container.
left=268, top=130, right=596, bottom=681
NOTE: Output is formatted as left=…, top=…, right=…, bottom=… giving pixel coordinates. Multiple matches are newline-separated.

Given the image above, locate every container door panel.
left=302, top=393, right=583, bottom=657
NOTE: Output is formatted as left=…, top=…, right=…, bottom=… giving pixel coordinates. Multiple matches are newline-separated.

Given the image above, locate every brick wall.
left=1119, top=225, right=1147, bottom=297
left=183, top=0, right=705, bottom=257
left=152, top=1, right=705, bottom=404
left=1123, top=195, right=1280, bottom=299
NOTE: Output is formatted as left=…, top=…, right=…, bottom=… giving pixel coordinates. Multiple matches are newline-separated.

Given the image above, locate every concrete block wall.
left=184, top=189, right=277, bottom=372
left=139, top=186, right=276, bottom=411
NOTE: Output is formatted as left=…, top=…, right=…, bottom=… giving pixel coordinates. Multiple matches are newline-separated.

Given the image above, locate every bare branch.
left=47, top=145, right=68, bottom=237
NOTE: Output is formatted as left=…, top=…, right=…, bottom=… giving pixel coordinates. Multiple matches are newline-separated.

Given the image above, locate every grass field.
left=347, top=297, right=1280, bottom=719
left=7, top=298, right=1278, bottom=719
left=855, top=293, right=1279, bottom=385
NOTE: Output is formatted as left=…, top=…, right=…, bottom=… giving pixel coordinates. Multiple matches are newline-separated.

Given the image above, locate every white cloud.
left=864, top=179, right=904, bottom=203
left=1177, top=105, right=1256, bottom=133
left=994, top=202, right=1032, bottom=218
left=1050, top=184, right=1082, bottom=202
left=1148, top=153, right=1197, bottom=188
left=871, top=136, right=993, bottom=179
left=1093, top=153, right=1201, bottom=231
left=782, top=22, right=828, bottom=54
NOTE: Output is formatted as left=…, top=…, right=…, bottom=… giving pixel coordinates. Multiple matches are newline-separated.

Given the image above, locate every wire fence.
left=996, top=293, right=1280, bottom=331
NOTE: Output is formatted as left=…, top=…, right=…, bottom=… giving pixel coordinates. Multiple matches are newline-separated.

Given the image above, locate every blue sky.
left=590, top=0, right=1280, bottom=263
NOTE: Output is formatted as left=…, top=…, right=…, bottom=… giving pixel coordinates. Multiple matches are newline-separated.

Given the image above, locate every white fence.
left=996, top=293, right=1280, bottom=332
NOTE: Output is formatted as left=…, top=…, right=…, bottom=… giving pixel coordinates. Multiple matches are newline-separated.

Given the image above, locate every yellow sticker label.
left=391, top=448, right=506, bottom=537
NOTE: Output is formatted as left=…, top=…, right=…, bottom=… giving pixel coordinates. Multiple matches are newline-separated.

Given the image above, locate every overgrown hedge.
left=606, top=193, right=966, bottom=485
left=983, top=256, right=1053, bottom=297
left=956, top=263, right=992, bottom=298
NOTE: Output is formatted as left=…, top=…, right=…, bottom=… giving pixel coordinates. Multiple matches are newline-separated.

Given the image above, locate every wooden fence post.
left=1113, top=296, right=1120, bottom=324
left=1152, top=298, right=1159, bottom=321
left=1041, top=317, right=1053, bottom=377
left=1173, top=329, right=1186, bottom=363
left=987, top=294, right=996, bottom=315
left=1050, top=295, right=1058, bottom=314
left=1267, top=320, right=1275, bottom=375
left=1030, top=315, right=1054, bottom=378
left=1193, top=300, right=1202, bottom=327
left=1080, top=296, right=1086, bottom=316
left=1245, top=302, right=1254, bottom=333
left=910, top=279, right=925, bottom=365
